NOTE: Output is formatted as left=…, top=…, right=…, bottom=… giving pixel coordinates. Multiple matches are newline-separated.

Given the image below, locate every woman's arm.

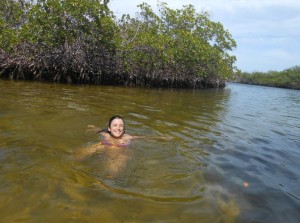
left=129, top=135, right=173, bottom=140
left=85, top=125, right=102, bottom=134
left=75, top=142, right=105, bottom=160
left=86, top=125, right=110, bottom=134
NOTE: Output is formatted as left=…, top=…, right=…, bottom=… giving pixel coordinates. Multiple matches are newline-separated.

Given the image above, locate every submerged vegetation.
left=0, top=0, right=237, bottom=88
left=234, top=66, right=300, bottom=90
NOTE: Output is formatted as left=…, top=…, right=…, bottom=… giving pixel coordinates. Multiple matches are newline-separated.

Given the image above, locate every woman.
left=76, top=115, right=169, bottom=176
left=97, top=114, right=144, bottom=147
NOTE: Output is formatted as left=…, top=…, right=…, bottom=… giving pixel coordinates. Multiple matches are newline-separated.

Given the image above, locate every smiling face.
left=108, top=118, right=125, bottom=138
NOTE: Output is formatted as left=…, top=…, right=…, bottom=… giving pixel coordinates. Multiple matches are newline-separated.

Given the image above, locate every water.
left=0, top=80, right=299, bottom=222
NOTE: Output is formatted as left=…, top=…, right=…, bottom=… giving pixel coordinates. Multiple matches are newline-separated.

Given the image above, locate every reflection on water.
left=0, top=80, right=300, bottom=222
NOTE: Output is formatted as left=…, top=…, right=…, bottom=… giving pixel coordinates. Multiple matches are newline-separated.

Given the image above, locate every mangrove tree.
left=0, top=0, right=237, bottom=88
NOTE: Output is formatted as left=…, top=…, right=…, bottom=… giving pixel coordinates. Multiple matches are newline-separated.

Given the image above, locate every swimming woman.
left=75, top=115, right=170, bottom=175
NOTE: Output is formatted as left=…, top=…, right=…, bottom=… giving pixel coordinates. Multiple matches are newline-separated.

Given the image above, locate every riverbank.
left=0, top=48, right=225, bottom=89
left=234, top=66, right=300, bottom=90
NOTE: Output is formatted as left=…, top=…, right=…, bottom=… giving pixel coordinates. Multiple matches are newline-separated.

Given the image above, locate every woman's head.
left=107, top=115, right=125, bottom=138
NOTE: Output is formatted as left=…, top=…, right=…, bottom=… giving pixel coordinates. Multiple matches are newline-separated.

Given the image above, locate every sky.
left=108, top=0, right=300, bottom=72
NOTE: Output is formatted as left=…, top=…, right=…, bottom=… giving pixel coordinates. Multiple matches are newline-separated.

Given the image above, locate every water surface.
left=0, top=80, right=299, bottom=222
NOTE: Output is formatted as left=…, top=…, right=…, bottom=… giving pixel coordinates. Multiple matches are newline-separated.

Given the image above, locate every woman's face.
left=108, top=118, right=125, bottom=138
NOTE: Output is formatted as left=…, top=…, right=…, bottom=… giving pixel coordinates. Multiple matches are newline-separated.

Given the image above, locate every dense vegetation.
left=234, top=66, right=300, bottom=90
left=0, top=0, right=237, bottom=88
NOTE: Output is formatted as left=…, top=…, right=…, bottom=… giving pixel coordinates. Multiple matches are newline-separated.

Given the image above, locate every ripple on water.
left=128, top=112, right=149, bottom=120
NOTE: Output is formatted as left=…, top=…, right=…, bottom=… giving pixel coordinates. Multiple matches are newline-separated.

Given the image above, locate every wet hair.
left=99, top=115, right=125, bottom=134
left=97, top=115, right=125, bottom=133
left=98, top=128, right=109, bottom=133
left=108, top=115, right=125, bottom=128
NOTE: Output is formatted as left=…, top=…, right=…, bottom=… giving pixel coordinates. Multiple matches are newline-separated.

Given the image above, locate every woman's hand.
left=86, top=125, right=101, bottom=134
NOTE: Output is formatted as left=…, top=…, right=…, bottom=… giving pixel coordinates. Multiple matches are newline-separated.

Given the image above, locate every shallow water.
left=0, top=80, right=299, bottom=222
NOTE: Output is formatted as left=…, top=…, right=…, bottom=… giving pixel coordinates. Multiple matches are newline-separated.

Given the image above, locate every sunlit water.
left=0, top=80, right=299, bottom=223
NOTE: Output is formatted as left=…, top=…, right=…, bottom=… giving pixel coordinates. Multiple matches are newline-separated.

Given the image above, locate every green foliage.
left=0, top=0, right=29, bottom=51
left=1, top=1, right=237, bottom=88
left=22, top=0, right=115, bottom=49
left=236, top=66, right=300, bottom=89
left=1, top=0, right=118, bottom=83
left=117, top=2, right=237, bottom=84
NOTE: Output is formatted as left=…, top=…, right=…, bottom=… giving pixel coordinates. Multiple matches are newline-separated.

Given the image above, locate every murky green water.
left=0, top=80, right=299, bottom=222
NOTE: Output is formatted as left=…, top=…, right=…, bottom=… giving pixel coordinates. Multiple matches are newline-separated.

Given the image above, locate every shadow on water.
left=1, top=80, right=299, bottom=222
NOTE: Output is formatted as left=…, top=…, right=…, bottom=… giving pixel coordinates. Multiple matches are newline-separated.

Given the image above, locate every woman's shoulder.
left=122, top=134, right=134, bottom=140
